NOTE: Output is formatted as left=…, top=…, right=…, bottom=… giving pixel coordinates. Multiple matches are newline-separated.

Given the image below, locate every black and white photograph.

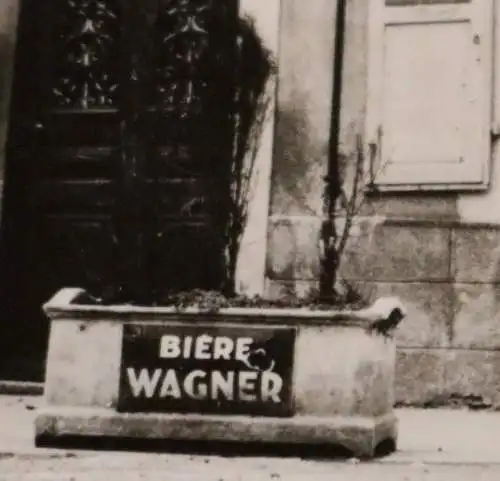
left=0, top=0, right=498, bottom=479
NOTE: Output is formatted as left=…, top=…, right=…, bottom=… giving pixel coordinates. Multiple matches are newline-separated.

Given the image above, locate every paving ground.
left=2, top=395, right=500, bottom=480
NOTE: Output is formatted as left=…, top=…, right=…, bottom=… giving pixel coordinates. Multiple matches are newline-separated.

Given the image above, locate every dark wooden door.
left=0, top=0, right=238, bottom=381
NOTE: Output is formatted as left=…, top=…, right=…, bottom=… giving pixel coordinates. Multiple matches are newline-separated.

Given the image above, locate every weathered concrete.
left=35, top=408, right=397, bottom=459
left=44, top=320, right=122, bottom=408
left=451, top=226, right=500, bottom=283
left=443, top=349, right=500, bottom=407
left=395, top=347, right=500, bottom=408
left=293, top=326, right=395, bottom=417
left=395, top=349, right=446, bottom=405
left=340, top=222, right=451, bottom=283
left=362, top=194, right=460, bottom=221
left=37, top=289, right=404, bottom=458
left=452, top=283, right=500, bottom=349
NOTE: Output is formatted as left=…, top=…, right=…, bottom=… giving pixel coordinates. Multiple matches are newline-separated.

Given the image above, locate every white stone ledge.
left=43, top=288, right=406, bottom=331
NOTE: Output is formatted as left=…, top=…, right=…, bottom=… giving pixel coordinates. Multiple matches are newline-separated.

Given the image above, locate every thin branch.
left=335, top=134, right=390, bottom=275
left=337, top=134, right=364, bottom=258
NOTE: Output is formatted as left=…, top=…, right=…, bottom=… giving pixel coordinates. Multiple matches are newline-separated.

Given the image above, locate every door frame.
left=235, top=0, right=280, bottom=296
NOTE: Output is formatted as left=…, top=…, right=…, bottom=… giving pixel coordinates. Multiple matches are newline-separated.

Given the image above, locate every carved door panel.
left=0, top=0, right=238, bottom=380
left=140, top=0, right=238, bottom=297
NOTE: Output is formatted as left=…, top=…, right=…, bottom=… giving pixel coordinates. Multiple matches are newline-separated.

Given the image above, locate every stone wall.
left=343, top=220, right=500, bottom=407
left=266, top=0, right=500, bottom=406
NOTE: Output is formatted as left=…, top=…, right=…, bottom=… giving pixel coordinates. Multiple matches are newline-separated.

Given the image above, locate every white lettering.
left=210, top=370, right=234, bottom=400
left=184, top=370, right=207, bottom=399
left=127, top=368, right=162, bottom=398
left=182, top=336, right=194, bottom=359
left=235, top=337, right=253, bottom=362
left=126, top=367, right=285, bottom=404
left=159, top=335, right=181, bottom=359
left=159, top=368, right=182, bottom=399
left=213, top=336, right=234, bottom=360
left=194, top=335, right=213, bottom=360
left=239, top=371, right=258, bottom=401
left=261, top=372, right=283, bottom=403
left=158, top=334, right=260, bottom=361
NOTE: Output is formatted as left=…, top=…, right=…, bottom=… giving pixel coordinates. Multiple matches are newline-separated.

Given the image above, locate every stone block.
left=452, top=283, right=500, bottom=349
left=451, top=226, right=500, bottom=283
left=340, top=222, right=451, bottom=282
left=362, top=194, right=459, bottom=220
left=368, top=282, right=452, bottom=348
left=396, top=348, right=500, bottom=407
left=443, top=350, right=500, bottom=407
left=395, top=349, right=446, bottom=405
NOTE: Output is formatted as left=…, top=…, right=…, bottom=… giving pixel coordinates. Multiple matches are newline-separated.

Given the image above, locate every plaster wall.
left=267, top=0, right=500, bottom=406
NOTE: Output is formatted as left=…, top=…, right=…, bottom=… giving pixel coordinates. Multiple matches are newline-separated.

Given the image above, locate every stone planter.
left=35, top=288, right=406, bottom=458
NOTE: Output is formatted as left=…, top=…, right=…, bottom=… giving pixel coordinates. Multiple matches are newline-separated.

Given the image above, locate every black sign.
left=117, top=323, right=296, bottom=417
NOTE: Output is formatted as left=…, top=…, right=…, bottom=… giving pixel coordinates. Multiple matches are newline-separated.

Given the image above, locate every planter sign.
left=117, top=323, right=296, bottom=416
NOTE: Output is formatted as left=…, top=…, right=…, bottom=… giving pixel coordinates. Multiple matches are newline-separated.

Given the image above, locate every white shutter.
left=366, top=0, right=493, bottom=190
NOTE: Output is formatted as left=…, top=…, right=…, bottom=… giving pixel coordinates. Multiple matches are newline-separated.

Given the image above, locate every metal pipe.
left=320, top=0, right=348, bottom=299
left=327, top=0, right=347, bottom=213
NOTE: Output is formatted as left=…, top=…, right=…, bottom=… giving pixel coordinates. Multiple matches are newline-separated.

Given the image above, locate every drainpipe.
left=319, top=0, right=347, bottom=300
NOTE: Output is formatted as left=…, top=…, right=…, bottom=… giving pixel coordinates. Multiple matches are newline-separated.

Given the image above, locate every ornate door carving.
left=0, top=0, right=238, bottom=379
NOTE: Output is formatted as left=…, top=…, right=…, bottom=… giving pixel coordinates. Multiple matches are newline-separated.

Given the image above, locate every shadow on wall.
left=271, top=97, right=329, bottom=216
left=266, top=217, right=297, bottom=281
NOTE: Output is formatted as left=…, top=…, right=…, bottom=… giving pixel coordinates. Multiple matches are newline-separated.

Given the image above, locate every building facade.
left=1, top=0, right=500, bottom=405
